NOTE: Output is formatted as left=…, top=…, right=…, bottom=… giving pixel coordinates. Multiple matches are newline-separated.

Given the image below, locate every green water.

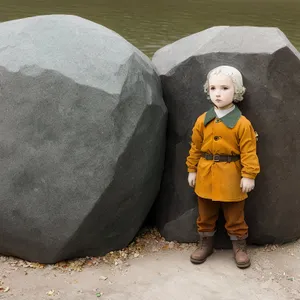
left=0, top=0, right=299, bottom=57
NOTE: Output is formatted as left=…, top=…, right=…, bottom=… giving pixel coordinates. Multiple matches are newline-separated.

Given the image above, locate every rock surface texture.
left=152, top=26, right=300, bottom=247
left=0, top=15, right=167, bottom=263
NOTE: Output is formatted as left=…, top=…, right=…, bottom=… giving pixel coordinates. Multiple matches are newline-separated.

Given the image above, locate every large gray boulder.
left=0, top=15, right=167, bottom=263
left=152, top=26, right=300, bottom=247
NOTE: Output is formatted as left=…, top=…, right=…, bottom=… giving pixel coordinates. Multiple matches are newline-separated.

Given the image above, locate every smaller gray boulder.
left=152, top=26, right=300, bottom=247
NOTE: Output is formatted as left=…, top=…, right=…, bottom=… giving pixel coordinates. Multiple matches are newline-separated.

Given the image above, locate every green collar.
left=204, top=106, right=242, bottom=128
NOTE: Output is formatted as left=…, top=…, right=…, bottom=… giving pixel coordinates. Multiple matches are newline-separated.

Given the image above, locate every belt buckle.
left=213, top=155, right=220, bottom=162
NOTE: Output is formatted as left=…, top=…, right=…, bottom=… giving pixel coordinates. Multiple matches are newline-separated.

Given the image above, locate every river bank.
left=1, top=229, right=299, bottom=300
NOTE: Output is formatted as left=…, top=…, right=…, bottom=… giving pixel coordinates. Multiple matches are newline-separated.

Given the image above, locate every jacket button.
left=214, top=136, right=220, bottom=141
left=215, top=119, right=221, bottom=123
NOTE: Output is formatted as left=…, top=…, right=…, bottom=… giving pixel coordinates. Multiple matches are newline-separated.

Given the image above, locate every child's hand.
left=240, top=177, right=255, bottom=193
left=188, top=172, right=197, bottom=187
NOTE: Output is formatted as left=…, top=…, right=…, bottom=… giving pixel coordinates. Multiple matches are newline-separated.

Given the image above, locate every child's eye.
left=222, top=87, right=229, bottom=90
left=210, top=86, right=215, bottom=90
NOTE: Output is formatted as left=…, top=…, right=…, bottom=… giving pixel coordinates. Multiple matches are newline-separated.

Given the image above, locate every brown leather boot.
left=190, top=236, right=214, bottom=264
left=232, top=239, right=251, bottom=268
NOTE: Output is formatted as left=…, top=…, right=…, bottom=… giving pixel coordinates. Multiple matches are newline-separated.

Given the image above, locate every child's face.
left=208, top=74, right=235, bottom=110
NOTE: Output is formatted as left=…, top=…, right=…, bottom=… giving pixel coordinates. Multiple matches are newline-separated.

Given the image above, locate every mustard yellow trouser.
left=197, top=197, right=248, bottom=240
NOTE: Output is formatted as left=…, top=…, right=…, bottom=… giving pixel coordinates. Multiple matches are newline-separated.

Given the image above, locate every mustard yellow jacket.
left=186, top=106, right=260, bottom=202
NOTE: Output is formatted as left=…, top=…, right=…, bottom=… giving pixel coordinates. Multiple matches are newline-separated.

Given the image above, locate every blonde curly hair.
left=203, top=65, right=246, bottom=102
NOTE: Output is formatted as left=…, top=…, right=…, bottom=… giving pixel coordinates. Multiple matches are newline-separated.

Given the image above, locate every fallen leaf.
left=99, top=276, right=108, bottom=281
left=47, top=289, right=55, bottom=296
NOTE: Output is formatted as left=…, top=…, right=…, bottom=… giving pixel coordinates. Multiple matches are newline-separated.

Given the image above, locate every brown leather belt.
left=201, top=152, right=240, bottom=162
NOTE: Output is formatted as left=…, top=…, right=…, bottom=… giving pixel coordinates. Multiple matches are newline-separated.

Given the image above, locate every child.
left=186, top=66, right=260, bottom=268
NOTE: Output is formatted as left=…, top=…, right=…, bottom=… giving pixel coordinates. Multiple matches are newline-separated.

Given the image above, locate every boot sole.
left=236, top=260, right=251, bottom=269
left=190, top=257, right=207, bottom=264
left=190, top=251, right=213, bottom=264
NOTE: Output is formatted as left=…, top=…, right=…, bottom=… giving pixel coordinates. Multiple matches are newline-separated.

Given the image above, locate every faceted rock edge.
left=151, top=26, right=300, bottom=247
left=0, top=15, right=167, bottom=263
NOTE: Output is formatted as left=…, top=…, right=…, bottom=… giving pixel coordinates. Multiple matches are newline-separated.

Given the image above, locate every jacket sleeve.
left=186, top=117, right=204, bottom=173
left=238, top=119, right=260, bottom=179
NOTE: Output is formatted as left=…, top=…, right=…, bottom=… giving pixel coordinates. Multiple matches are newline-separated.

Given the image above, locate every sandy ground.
left=0, top=230, right=300, bottom=300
